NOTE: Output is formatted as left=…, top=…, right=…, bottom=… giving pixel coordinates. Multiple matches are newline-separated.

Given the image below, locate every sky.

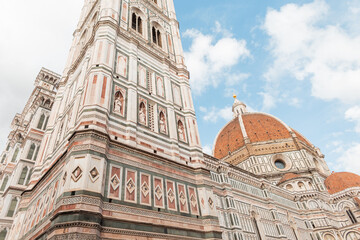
left=1, top=0, right=360, bottom=173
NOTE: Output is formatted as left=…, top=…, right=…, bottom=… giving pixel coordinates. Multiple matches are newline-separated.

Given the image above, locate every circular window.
left=274, top=160, right=286, bottom=169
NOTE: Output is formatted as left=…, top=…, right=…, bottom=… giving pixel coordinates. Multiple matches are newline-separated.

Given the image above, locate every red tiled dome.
left=325, top=172, right=360, bottom=194
left=213, top=118, right=245, bottom=160
left=278, top=173, right=302, bottom=185
left=213, top=113, right=312, bottom=159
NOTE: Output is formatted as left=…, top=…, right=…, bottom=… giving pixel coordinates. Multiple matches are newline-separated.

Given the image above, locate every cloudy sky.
left=1, top=0, right=360, bottom=173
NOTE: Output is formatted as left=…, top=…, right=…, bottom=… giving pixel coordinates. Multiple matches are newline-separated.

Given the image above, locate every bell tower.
left=6, top=1, right=221, bottom=239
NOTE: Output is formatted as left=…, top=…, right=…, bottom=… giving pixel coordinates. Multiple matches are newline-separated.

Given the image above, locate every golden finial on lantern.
left=233, top=94, right=237, bottom=99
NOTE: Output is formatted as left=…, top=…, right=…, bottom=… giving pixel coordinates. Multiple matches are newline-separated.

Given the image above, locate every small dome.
left=278, top=173, right=302, bottom=185
left=325, top=172, right=360, bottom=194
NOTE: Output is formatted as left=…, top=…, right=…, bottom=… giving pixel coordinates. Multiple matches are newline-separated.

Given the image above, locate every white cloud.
left=200, top=106, right=233, bottom=123
left=184, top=22, right=251, bottom=94
left=334, top=143, right=360, bottom=174
left=345, top=106, right=360, bottom=133
left=259, top=92, right=276, bottom=110
left=202, top=145, right=213, bottom=156
left=0, top=1, right=83, bottom=150
left=262, top=0, right=360, bottom=108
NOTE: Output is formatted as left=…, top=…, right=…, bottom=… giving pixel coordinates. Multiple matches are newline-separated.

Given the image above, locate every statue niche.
left=177, top=120, right=186, bottom=142
left=159, top=111, right=167, bottom=134
left=114, top=91, right=125, bottom=116
left=157, top=76, right=164, bottom=97
left=139, top=102, right=147, bottom=125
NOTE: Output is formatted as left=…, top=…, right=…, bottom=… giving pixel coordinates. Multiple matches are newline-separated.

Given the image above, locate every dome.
left=278, top=173, right=302, bottom=185
left=213, top=112, right=313, bottom=159
left=325, top=172, right=360, bottom=194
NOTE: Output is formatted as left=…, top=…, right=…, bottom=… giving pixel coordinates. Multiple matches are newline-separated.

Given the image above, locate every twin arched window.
left=18, top=167, right=29, bottom=185
left=11, top=148, right=19, bottom=163
left=152, top=26, right=162, bottom=48
left=37, top=113, right=49, bottom=130
left=0, top=176, right=8, bottom=191
left=1, top=155, right=6, bottom=164
left=131, top=13, right=143, bottom=34
left=6, top=197, right=18, bottom=217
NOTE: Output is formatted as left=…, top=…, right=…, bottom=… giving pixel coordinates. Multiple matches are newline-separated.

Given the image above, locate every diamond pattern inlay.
left=110, top=175, right=120, bottom=190
left=89, top=167, right=99, bottom=182
left=208, top=197, right=214, bottom=209
left=155, top=185, right=163, bottom=200
left=167, top=189, right=175, bottom=203
left=71, top=166, right=83, bottom=182
left=126, top=178, right=136, bottom=194
left=179, top=191, right=186, bottom=205
left=141, top=182, right=150, bottom=197
left=190, top=194, right=197, bottom=208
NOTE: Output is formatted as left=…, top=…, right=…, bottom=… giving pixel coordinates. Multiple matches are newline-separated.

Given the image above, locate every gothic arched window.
left=37, top=114, right=45, bottom=129
left=131, top=12, right=143, bottom=35
left=6, top=197, right=18, bottom=217
left=152, top=26, right=162, bottom=48
left=1, top=155, right=6, bottom=164
left=27, top=143, right=36, bottom=160
left=0, top=228, right=7, bottom=240
left=25, top=169, right=33, bottom=185
left=18, top=167, right=29, bottom=185
left=11, top=148, right=19, bottom=163
left=132, top=13, right=137, bottom=30
left=0, top=176, right=8, bottom=191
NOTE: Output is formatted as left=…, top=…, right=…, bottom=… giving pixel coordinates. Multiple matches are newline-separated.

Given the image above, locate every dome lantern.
left=232, top=95, right=247, bottom=117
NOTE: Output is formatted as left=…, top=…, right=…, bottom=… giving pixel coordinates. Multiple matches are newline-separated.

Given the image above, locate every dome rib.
left=213, top=112, right=314, bottom=160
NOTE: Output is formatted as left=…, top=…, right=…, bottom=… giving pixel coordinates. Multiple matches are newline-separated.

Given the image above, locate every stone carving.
left=110, top=175, right=120, bottom=190
left=71, top=166, right=83, bottom=182
left=190, top=194, right=197, bottom=208
left=89, top=167, right=99, bottom=182
left=167, top=188, right=175, bottom=203
left=114, top=91, right=125, bottom=116
left=159, top=110, right=167, bottom=134
left=208, top=197, right=214, bottom=209
left=126, top=178, right=136, bottom=194
left=177, top=119, right=186, bottom=142
left=141, top=182, right=150, bottom=197
left=155, top=185, right=163, bottom=200
left=139, top=101, right=147, bottom=125
left=179, top=191, right=186, bottom=206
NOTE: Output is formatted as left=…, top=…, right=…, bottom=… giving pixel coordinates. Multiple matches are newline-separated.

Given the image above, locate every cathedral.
left=1, top=0, right=360, bottom=239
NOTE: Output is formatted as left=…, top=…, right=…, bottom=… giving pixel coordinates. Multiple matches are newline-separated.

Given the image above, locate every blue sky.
left=174, top=0, right=360, bottom=173
left=0, top=0, right=360, bottom=173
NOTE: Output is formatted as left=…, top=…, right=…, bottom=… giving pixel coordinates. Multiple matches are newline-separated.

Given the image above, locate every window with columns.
left=0, top=176, right=8, bottom=191
left=11, top=147, right=19, bottom=163
left=152, top=26, right=162, bottom=48
left=18, top=167, right=29, bottom=185
left=6, top=198, right=18, bottom=217
left=131, top=13, right=143, bottom=35
left=1, top=155, right=6, bottom=164
left=0, top=229, right=7, bottom=240
left=26, top=143, right=39, bottom=161
left=37, top=113, right=49, bottom=130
